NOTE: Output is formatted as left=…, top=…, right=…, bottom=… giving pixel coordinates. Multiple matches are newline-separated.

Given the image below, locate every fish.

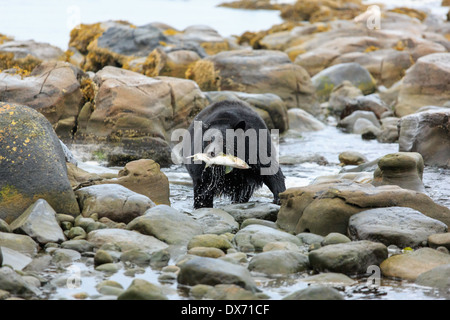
left=187, top=152, right=250, bottom=173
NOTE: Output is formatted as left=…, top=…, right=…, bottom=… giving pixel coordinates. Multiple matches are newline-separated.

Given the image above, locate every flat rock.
left=380, top=248, right=450, bottom=281
left=349, top=207, right=447, bottom=248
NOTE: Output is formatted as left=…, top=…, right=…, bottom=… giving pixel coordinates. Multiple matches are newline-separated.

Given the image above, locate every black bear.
left=183, top=100, right=286, bottom=209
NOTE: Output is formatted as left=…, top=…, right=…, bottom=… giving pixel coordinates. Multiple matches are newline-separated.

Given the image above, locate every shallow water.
left=59, top=125, right=450, bottom=300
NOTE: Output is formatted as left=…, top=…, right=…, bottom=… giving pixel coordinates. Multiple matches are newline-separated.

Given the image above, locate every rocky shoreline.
left=0, top=0, right=450, bottom=300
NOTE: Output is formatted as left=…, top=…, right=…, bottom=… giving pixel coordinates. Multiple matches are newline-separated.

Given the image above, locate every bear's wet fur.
left=185, top=100, right=286, bottom=209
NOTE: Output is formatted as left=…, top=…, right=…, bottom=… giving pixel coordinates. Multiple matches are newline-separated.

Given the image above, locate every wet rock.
left=0, top=232, right=39, bottom=257
left=311, top=63, right=376, bottom=102
left=395, top=53, right=450, bottom=117
left=328, top=81, right=363, bottom=117
left=377, top=117, right=400, bottom=143
left=338, top=151, right=368, bottom=166
left=202, top=284, right=262, bottom=300
left=75, top=184, right=155, bottom=224
left=398, top=109, right=450, bottom=167
left=279, top=153, right=328, bottom=166
left=299, top=272, right=356, bottom=286
left=9, top=199, right=65, bottom=244
left=277, top=182, right=450, bottom=236
left=338, top=110, right=380, bottom=133
left=233, top=224, right=301, bottom=252
left=190, top=208, right=239, bottom=234
left=339, top=93, right=389, bottom=120
left=51, top=248, right=82, bottom=266
left=219, top=202, right=280, bottom=224
left=427, top=233, right=450, bottom=251
left=118, top=279, right=168, bottom=300
left=0, top=103, right=80, bottom=223
left=75, top=66, right=207, bottom=166
left=204, top=91, right=289, bottom=132
left=189, top=49, right=318, bottom=114
left=308, top=240, right=388, bottom=275
left=87, top=228, right=169, bottom=254
left=348, top=207, right=447, bottom=248
left=282, top=285, right=344, bottom=300
left=288, top=108, right=326, bottom=132
left=248, top=251, right=309, bottom=275
left=177, top=256, right=258, bottom=292
left=380, top=248, right=450, bottom=281
left=372, top=152, right=425, bottom=192
left=415, top=264, right=450, bottom=289
left=127, top=205, right=203, bottom=246
left=0, top=267, right=39, bottom=297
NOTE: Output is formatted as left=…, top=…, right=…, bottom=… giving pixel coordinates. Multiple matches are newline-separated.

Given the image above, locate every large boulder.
left=74, top=66, right=208, bottom=166
left=276, top=182, right=450, bottom=236
left=0, top=61, right=86, bottom=140
left=398, top=109, right=450, bottom=167
left=395, top=53, right=450, bottom=117
left=188, top=49, right=319, bottom=115
left=0, top=103, right=80, bottom=223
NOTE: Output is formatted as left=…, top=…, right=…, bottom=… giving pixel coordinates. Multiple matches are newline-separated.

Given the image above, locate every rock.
left=187, top=247, right=225, bottom=258
left=299, top=272, right=357, bottom=286
left=398, top=109, right=450, bottom=167
left=51, top=248, right=81, bottom=266
left=127, top=205, right=203, bottom=246
left=233, top=224, right=302, bottom=252
left=74, top=67, right=207, bottom=166
left=415, top=264, right=450, bottom=289
left=0, top=62, right=86, bottom=140
left=277, top=182, right=450, bottom=236
left=118, top=279, right=168, bottom=300
left=380, top=248, right=450, bottom=281
left=0, top=267, right=39, bottom=296
left=9, top=199, right=65, bottom=244
left=190, top=208, right=239, bottom=234
left=248, top=251, right=309, bottom=275
left=395, top=53, right=450, bottom=117
left=338, top=110, right=380, bottom=133
left=328, top=81, right=363, bottom=117
left=377, top=117, right=400, bottom=143
left=189, top=49, right=318, bottom=114
left=0, top=103, right=80, bottom=223
left=0, top=232, right=39, bottom=257
left=311, top=63, right=376, bottom=102
left=94, top=249, right=114, bottom=266
left=263, top=241, right=301, bottom=252
left=288, top=108, right=326, bottom=132
left=308, top=240, right=388, bottom=275
left=177, top=256, right=258, bottom=292
left=296, top=232, right=324, bottom=245
left=338, top=151, right=368, bottom=166
left=87, top=228, right=169, bottom=254
left=427, top=233, right=450, bottom=251
left=339, top=94, right=390, bottom=120
left=240, top=218, right=278, bottom=230
left=372, top=152, right=425, bottom=192
left=219, top=202, right=280, bottom=224
left=0, top=247, right=32, bottom=271
left=101, top=159, right=170, bottom=205
left=282, top=285, right=344, bottom=300
left=60, top=239, right=95, bottom=253
left=119, top=249, right=151, bottom=266
left=202, top=284, right=262, bottom=300
left=204, top=91, right=289, bottom=132
left=321, top=232, right=351, bottom=246
left=348, top=207, right=447, bottom=248
left=187, top=234, right=233, bottom=251
left=75, top=184, right=155, bottom=224
left=0, top=219, right=11, bottom=233
left=0, top=39, right=64, bottom=62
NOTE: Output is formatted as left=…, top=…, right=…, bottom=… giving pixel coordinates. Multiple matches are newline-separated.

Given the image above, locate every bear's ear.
left=234, top=120, right=246, bottom=131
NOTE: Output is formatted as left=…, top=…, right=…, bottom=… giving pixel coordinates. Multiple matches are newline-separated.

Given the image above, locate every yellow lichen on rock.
left=0, top=52, right=42, bottom=76
left=69, top=23, right=105, bottom=55
left=185, top=59, right=220, bottom=91
left=388, top=7, right=427, bottom=21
